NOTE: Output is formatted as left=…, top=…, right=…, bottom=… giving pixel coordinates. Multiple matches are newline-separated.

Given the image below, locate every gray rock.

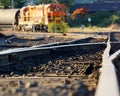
left=65, top=78, right=71, bottom=85
left=11, top=88, right=17, bottom=94
left=17, top=80, right=24, bottom=87
left=32, top=92, right=39, bottom=96
left=0, top=74, right=5, bottom=78
left=25, top=82, right=38, bottom=88
left=10, top=72, right=14, bottom=76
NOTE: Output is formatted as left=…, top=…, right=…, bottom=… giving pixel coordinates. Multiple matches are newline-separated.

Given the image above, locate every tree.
left=37, top=0, right=55, bottom=4
left=0, top=0, right=11, bottom=7
left=0, top=0, right=25, bottom=8
left=37, top=0, right=75, bottom=9
left=14, top=0, right=26, bottom=8
left=111, top=15, right=119, bottom=25
left=58, top=0, right=75, bottom=9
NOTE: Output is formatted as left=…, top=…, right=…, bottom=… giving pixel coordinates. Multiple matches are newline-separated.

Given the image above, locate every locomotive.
left=0, top=4, right=68, bottom=33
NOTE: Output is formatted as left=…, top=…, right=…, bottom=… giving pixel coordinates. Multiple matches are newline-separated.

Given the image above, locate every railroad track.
left=0, top=32, right=120, bottom=96
left=95, top=33, right=119, bottom=96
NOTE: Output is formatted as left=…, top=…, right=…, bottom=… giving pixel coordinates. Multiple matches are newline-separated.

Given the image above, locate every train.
left=0, top=4, right=68, bottom=33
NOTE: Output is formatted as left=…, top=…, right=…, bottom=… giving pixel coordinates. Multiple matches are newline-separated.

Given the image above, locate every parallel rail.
left=0, top=42, right=106, bottom=67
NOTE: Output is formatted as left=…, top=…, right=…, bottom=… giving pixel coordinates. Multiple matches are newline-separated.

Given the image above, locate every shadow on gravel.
left=0, top=46, right=104, bottom=77
left=72, top=37, right=106, bottom=44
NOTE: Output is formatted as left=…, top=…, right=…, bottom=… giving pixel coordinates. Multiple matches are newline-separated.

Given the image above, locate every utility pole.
left=11, top=0, right=14, bottom=9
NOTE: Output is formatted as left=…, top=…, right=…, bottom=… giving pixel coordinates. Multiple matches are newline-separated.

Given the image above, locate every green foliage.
left=38, top=0, right=55, bottom=4
left=0, top=0, right=25, bottom=8
left=48, top=22, right=69, bottom=33
left=110, top=14, right=119, bottom=25
left=68, top=11, right=120, bottom=27
left=14, top=0, right=26, bottom=8
left=58, top=0, right=75, bottom=9
left=0, top=0, right=75, bottom=9
left=60, top=22, right=69, bottom=33
left=37, top=0, right=75, bottom=9
left=0, top=0, right=11, bottom=7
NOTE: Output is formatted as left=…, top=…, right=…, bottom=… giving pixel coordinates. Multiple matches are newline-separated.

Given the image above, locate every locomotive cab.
left=47, top=4, right=68, bottom=33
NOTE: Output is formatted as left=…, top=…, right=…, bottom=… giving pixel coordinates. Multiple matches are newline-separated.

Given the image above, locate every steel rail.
left=32, top=38, right=87, bottom=48
left=95, top=33, right=119, bottom=96
left=0, top=37, right=106, bottom=50
left=0, top=42, right=105, bottom=67
left=32, top=37, right=106, bottom=48
left=0, top=41, right=120, bottom=68
left=1, top=41, right=120, bottom=56
left=0, top=42, right=105, bottom=55
left=0, top=38, right=87, bottom=50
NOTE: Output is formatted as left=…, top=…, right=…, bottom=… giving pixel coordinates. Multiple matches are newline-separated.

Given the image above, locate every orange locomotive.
left=17, top=4, right=68, bottom=33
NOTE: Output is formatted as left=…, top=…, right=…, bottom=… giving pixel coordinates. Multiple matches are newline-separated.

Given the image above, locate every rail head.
left=95, top=59, right=119, bottom=96
left=95, top=34, right=119, bottom=96
left=0, top=42, right=105, bottom=56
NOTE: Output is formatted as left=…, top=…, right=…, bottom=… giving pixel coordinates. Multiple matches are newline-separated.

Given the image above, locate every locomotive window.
left=59, top=6, right=62, bottom=11
left=48, top=16, right=51, bottom=18
left=51, top=6, right=56, bottom=11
